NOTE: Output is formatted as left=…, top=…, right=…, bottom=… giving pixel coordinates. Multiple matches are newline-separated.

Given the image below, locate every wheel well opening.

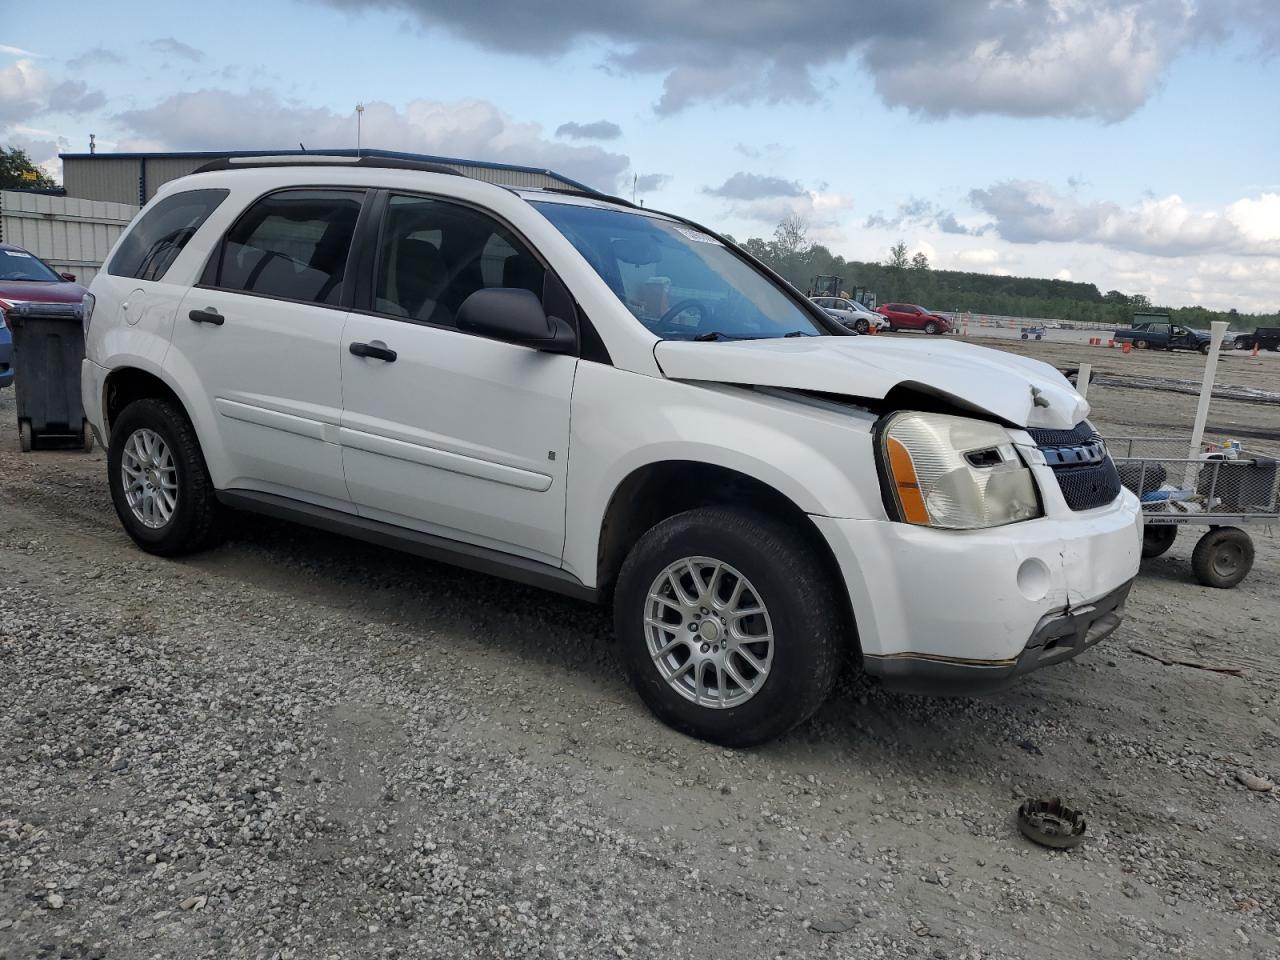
left=104, top=368, right=181, bottom=435
left=595, top=461, right=857, bottom=643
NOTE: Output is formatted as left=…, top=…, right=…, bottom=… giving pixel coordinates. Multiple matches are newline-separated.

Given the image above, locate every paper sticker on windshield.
left=674, top=226, right=721, bottom=245
left=6, top=251, right=33, bottom=258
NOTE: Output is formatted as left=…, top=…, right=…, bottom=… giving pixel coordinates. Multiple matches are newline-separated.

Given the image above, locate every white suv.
left=82, top=156, right=1142, bottom=746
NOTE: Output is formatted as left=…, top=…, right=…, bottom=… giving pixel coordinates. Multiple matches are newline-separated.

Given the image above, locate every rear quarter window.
left=107, top=188, right=229, bottom=282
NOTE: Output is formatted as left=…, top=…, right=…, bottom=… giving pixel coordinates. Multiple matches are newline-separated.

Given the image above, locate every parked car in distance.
left=1233, top=327, right=1280, bottom=352
left=82, top=155, right=1142, bottom=747
left=1112, top=318, right=1210, bottom=353
left=876, top=302, right=952, bottom=334
left=0, top=241, right=89, bottom=389
left=810, top=296, right=887, bottom=334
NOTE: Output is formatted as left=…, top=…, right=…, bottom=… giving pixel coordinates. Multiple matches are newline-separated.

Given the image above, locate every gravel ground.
left=2, top=343, right=1278, bottom=960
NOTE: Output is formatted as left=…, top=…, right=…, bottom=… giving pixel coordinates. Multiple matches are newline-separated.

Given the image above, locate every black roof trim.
left=190, top=154, right=465, bottom=177
left=536, top=186, right=641, bottom=210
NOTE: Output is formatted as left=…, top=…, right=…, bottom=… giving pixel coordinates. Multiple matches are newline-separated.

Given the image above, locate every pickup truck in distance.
left=1233, top=327, right=1280, bottom=352
left=1113, top=320, right=1211, bottom=353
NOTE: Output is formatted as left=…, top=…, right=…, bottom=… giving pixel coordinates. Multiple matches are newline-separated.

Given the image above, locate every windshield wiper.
left=783, top=330, right=814, bottom=337
left=692, top=331, right=737, bottom=341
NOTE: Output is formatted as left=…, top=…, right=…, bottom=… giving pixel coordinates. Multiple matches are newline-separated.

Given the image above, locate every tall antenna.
left=632, top=172, right=637, bottom=204
left=356, top=103, right=365, bottom=156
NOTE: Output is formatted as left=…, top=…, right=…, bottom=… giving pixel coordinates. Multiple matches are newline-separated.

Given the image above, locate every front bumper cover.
left=862, top=578, right=1134, bottom=695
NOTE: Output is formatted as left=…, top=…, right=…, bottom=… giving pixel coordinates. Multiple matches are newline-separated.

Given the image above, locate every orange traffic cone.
left=1122, top=342, right=1132, bottom=354
left=1252, top=343, right=1260, bottom=358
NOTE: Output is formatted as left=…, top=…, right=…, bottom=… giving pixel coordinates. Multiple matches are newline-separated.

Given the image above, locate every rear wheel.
left=108, top=398, right=222, bottom=556
left=614, top=507, right=844, bottom=747
left=1191, top=527, right=1253, bottom=588
left=1141, top=525, right=1177, bottom=559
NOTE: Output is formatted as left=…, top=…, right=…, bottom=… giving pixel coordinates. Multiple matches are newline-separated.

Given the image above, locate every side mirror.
left=60, top=272, right=77, bottom=283
left=456, top=288, right=576, bottom=354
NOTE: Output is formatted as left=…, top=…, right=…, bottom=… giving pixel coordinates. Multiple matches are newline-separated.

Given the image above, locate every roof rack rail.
left=192, top=154, right=465, bottom=177
left=537, top=186, right=640, bottom=209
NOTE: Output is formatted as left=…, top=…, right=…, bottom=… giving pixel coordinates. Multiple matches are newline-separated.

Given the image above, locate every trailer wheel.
left=18, top=419, right=32, bottom=453
left=1191, top=527, right=1253, bottom=588
left=1141, top=525, right=1177, bottom=559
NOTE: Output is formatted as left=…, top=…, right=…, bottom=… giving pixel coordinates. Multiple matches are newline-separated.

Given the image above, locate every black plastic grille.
left=1029, top=422, right=1123, bottom=511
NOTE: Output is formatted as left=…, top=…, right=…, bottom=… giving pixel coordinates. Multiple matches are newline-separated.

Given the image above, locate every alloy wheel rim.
left=644, top=557, right=774, bottom=709
left=121, top=427, right=178, bottom=529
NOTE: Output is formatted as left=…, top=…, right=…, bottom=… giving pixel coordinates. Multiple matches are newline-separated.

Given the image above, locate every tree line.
left=725, top=214, right=1278, bottom=331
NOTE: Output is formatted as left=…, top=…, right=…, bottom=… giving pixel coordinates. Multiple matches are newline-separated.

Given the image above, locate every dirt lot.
left=1, top=340, right=1278, bottom=960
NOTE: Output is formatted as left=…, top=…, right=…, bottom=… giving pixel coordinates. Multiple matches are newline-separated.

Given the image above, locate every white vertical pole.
left=1184, top=320, right=1228, bottom=486
left=1076, top=362, right=1091, bottom=400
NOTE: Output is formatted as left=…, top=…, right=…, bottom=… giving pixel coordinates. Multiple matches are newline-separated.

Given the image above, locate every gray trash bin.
left=9, top=301, right=94, bottom=453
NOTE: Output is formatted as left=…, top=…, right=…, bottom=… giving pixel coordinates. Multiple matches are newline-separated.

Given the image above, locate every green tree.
left=886, top=240, right=910, bottom=270
left=910, top=251, right=930, bottom=271
left=0, top=146, right=56, bottom=190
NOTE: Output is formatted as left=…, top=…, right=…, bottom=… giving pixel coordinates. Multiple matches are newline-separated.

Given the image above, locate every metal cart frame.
left=1108, top=436, right=1278, bottom=588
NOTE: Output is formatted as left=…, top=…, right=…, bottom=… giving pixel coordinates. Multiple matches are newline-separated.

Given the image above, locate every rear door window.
left=107, top=188, right=229, bottom=282
left=208, top=189, right=365, bottom=306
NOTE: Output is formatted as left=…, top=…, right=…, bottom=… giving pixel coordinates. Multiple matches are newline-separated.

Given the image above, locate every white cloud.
left=0, top=58, right=104, bottom=125
left=1055, top=268, right=1073, bottom=281
left=970, top=180, right=1280, bottom=258
left=114, top=90, right=632, bottom=191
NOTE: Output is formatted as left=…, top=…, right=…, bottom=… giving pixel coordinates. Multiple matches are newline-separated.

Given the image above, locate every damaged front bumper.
left=860, top=578, right=1133, bottom=695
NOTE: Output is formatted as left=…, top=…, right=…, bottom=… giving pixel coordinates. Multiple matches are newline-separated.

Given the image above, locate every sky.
left=3, top=0, right=1279, bottom=312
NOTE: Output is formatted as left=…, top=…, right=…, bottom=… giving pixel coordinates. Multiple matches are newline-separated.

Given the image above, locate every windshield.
left=0, top=248, right=60, bottom=282
left=531, top=201, right=823, bottom=340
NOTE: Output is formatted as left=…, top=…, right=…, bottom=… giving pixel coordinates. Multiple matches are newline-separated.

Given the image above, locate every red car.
left=0, top=243, right=88, bottom=390
left=876, top=302, right=951, bottom=334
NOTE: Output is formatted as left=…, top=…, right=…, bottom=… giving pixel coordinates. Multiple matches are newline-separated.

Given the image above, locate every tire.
left=854, top=318, right=869, bottom=334
left=1141, top=525, right=1177, bottom=559
left=18, top=419, right=32, bottom=452
left=1134, top=339, right=1148, bottom=349
left=614, top=507, right=844, bottom=747
left=107, top=398, right=222, bottom=556
left=925, top=321, right=939, bottom=335
left=1199, top=342, right=1211, bottom=355
left=1190, top=527, right=1253, bottom=589
left=82, top=419, right=95, bottom=453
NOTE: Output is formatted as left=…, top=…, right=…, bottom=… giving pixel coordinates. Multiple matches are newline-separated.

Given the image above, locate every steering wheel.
left=652, top=298, right=709, bottom=335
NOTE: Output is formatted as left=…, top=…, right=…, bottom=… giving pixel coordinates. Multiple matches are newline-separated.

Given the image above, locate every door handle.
left=349, top=341, right=397, bottom=362
left=189, top=307, right=224, bottom=326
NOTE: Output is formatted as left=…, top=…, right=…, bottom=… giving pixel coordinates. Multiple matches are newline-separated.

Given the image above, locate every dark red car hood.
left=0, top=279, right=87, bottom=306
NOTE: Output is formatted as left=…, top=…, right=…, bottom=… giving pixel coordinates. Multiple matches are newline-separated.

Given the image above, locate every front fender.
left=562, top=363, right=883, bottom=586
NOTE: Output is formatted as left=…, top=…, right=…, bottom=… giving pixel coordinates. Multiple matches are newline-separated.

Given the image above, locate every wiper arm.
left=692, top=330, right=736, bottom=341
left=783, top=330, right=814, bottom=337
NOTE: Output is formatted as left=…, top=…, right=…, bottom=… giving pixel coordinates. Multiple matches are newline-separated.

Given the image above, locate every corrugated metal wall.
left=63, top=155, right=572, bottom=204
left=63, top=158, right=143, bottom=205
left=0, top=191, right=139, bottom=285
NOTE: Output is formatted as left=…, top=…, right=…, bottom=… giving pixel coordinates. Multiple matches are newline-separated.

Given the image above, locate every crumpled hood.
left=654, top=335, right=1088, bottom=429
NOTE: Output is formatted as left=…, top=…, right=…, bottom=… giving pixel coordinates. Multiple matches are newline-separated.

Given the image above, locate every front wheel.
left=925, top=321, right=939, bottom=335
left=614, top=507, right=844, bottom=747
left=1133, top=339, right=1148, bottom=349
left=1199, top=342, right=1211, bottom=355
left=107, top=398, right=222, bottom=556
left=854, top=318, right=869, bottom=334
left=1141, top=525, right=1177, bottom=558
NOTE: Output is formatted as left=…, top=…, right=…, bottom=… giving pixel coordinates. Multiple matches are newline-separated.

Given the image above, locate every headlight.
left=82, top=292, right=95, bottom=335
left=877, top=411, right=1042, bottom=529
